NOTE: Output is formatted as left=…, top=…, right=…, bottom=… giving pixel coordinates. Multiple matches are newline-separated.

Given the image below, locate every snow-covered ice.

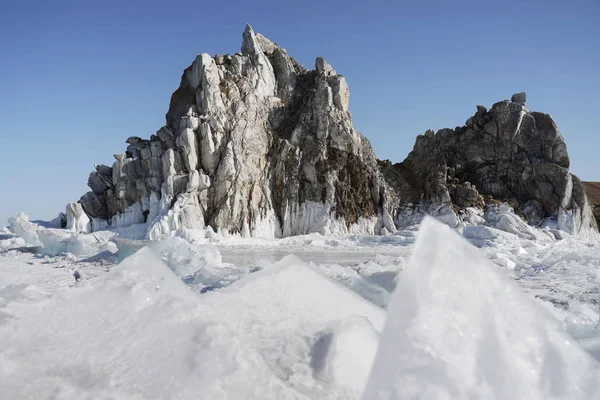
left=1, top=210, right=599, bottom=398
left=7, top=213, right=117, bottom=256
left=362, top=217, right=600, bottom=399
left=0, top=248, right=383, bottom=399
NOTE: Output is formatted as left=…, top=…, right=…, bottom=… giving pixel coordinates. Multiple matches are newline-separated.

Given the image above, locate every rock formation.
left=74, top=25, right=597, bottom=237
left=583, top=182, right=600, bottom=228
left=77, top=25, right=396, bottom=238
left=380, top=95, right=598, bottom=234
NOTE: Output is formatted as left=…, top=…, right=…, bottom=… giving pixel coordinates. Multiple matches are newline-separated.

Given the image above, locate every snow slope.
left=0, top=249, right=384, bottom=399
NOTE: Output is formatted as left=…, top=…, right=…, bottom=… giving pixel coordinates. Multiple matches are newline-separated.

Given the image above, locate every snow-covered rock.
left=484, top=203, right=552, bottom=241
left=54, top=25, right=595, bottom=240
left=76, top=24, right=395, bottom=238
left=379, top=95, right=598, bottom=235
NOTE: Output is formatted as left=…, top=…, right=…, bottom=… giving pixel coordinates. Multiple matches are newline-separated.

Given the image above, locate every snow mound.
left=462, top=224, right=527, bottom=248
left=147, top=236, right=252, bottom=291
left=209, top=254, right=385, bottom=328
left=485, top=204, right=552, bottom=241
left=323, top=316, right=380, bottom=395
left=0, top=248, right=385, bottom=399
left=362, top=217, right=600, bottom=400
left=8, top=213, right=117, bottom=256
left=148, top=236, right=222, bottom=277
left=0, top=232, right=26, bottom=251
left=203, top=255, right=385, bottom=397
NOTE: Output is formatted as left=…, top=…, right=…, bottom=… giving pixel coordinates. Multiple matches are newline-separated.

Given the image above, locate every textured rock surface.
left=74, top=26, right=596, bottom=237
left=583, top=182, right=600, bottom=227
left=78, top=25, right=395, bottom=238
left=379, top=94, right=598, bottom=234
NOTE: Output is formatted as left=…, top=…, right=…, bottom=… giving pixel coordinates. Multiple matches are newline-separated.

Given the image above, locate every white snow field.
left=1, top=211, right=599, bottom=399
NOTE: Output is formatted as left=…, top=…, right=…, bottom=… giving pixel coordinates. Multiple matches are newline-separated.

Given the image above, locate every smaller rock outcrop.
left=583, top=182, right=600, bottom=227
left=380, top=92, right=598, bottom=234
left=511, top=92, right=527, bottom=105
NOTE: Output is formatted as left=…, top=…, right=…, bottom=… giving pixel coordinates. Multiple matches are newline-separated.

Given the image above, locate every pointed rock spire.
left=241, top=24, right=260, bottom=55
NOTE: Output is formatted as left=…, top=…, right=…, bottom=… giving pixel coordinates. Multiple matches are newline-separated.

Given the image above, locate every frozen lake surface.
left=1, top=217, right=599, bottom=398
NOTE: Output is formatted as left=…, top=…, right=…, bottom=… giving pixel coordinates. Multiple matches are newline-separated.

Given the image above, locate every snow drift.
left=0, top=248, right=384, bottom=399
left=7, top=213, right=117, bottom=256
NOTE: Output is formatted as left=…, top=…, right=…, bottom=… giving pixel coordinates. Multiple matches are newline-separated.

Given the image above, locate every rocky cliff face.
left=78, top=25, right=396, bottom=238
left=75, top=26, right=597, bottom=238
left=380, top=93, right=598, bottom=234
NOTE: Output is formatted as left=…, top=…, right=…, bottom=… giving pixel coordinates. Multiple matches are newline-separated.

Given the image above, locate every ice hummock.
left=2, top=208, right=600, bottom=399
left=0, top=248, right=384, bottom=399
left=7, top=213, right=117, bottom=256
left=362, top=217, right=600, bottom=400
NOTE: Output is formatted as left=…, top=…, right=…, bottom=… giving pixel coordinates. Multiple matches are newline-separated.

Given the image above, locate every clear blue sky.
left=1, top=0, right=599, bottom=225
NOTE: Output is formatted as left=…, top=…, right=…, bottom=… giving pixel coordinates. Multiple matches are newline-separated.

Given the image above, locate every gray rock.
left=88, top=171, right=113, bottom=195
left=511, top=92, right=527, bottom=105
left=76, top=25, right=396, bottom=237
left=95, top=164, right=112, bottom=176
left=126, top=136, right=143, bottom=145
left=70, top=27, right=596, bottom=236
left=315, top=57, right=336, bottom=76
left=381, top=94, right=597, bottom=234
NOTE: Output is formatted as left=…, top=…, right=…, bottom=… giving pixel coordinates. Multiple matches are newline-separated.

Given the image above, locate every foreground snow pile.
left=0, top=230, right=26, bottom=251
left=1, top=216, right=599, bottom=398
left=0, top=248, right=383, bottom=399
left=362, top=217, right=600, bottom=399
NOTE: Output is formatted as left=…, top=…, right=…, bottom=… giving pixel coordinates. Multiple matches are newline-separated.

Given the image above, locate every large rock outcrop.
left=380, top=94, right=598, bottom=234
left=74, top=26, right=596, bottom=237
left=78, top=25, right=396, bottom=238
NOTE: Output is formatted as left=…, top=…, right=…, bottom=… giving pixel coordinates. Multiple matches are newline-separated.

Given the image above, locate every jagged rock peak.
left=241, top=24, right=260, bottom=55
left=241, top=24, right=287, bottom=58
left=316, top=57, right=336, bottom=76
left=511, top=91, right=527, bottom=105
left=75, top=25, right=395, bottom=238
